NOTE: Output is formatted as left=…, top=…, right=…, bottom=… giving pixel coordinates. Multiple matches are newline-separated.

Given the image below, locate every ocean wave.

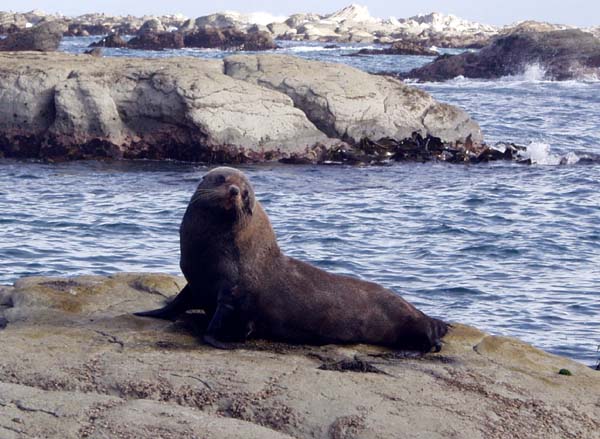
left=502, top=64, right=600, bottom=84
left=514, top=142, right=600, bottom=165
left=283, top=44, right=379, bottom=52
left=417, top=73, right=600, bottom=89
left=517, top=142, right=577, bottom=165
left=504, top=63, right=548, bottom=82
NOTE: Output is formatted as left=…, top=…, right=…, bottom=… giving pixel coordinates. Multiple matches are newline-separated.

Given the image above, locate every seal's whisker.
left=190, top=191, right=223, bottom=204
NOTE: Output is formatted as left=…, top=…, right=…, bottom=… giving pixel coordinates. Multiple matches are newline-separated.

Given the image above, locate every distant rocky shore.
left=1, top=5, right=598, bottom=163
left=400, top=29, right=600, bottom=81
left=88, top=24, right=277, bottom=52
left=0, top=273, right=598, bottom=438
left=1, top=51, right=512, bottom=165
left=2, top=4, right=599, bottom=49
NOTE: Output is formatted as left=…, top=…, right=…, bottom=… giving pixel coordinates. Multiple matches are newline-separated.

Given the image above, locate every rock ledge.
left=0, top=273, right=598, bottom=438
left=0, top=51, right=496, bottom=164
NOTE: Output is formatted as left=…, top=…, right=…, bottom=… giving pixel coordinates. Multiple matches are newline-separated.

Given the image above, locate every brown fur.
left=136, top=167, right=448, bottom=352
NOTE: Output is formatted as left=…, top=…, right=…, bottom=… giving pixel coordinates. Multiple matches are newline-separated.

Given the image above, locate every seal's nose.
left=229, top=185, right=240, bottom=197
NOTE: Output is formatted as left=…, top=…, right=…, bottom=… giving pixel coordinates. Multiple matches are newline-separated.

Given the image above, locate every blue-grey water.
left=0, top=38, right=598, bottom=366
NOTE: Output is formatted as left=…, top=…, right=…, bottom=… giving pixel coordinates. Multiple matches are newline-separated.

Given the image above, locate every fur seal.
left=135, top=167, right=448, bottom=352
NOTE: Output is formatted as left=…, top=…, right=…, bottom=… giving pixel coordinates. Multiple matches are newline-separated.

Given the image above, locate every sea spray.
left=517, top=142, right=581, bottom=165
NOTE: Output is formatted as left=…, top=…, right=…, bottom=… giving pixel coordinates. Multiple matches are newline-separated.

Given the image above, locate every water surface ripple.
left=1, top=160, right=598, bottom=366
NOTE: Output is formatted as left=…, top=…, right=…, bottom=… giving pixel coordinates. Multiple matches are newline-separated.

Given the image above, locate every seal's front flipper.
left=134, top=284, right=194, bottom=321
left=203, top=334, right=236, bottom=350
left=203, top=284, right=249, bottom=348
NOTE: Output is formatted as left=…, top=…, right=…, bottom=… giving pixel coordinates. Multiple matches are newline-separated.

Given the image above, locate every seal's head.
left=191, top=167, right=255, bottom=217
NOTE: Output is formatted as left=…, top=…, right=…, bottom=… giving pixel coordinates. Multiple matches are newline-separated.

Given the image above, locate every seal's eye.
left=215, top=175, right=226, bottom=184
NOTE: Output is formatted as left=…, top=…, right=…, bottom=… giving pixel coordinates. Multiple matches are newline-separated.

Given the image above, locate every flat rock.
left=0, top=273, right=598, bottom=438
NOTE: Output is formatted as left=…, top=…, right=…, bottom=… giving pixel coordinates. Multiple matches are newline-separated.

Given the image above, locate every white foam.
left=499, top=63, right=548, bottom=83
left=562, top=151, right=581, bottom=165
left=521, top=63, right=547, bottom=81
left=284, top=44, right=377, bottom=52
left=519, top=142, right=560, bottom=165
left=517, top=142, right=580, bottom=165
left=501, top=63, right=599, bottom=84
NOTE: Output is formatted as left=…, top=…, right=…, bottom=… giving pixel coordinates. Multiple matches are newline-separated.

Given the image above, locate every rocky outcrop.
left=0, top=10, right=189, bottom=36
left=127, top=31, right=184, bottom=50
left=350, top=41, right=438, bottom=56
left=87, top=25, right=276, bottom=52
left=4, top=6, right=599, bottom=51
left=269, top=5, right=498, bottom=47
left=64, top=23, right=111, bottom=37
left=88, top=33, right=127, bottom=48
left=0, top=10, right=50, bottom=34
left=224, top=54, right=481, bottom=146
left=138, top=18, right=167, bottom=34
left=0, top=52, right=492, bottom=164
left=0, top=21, right=63, bottom=51
left=183, top=26, right=277, bottom=51
left=0, top=273, right=598, bottom=438
left=402, top=29, right=600, bottom=81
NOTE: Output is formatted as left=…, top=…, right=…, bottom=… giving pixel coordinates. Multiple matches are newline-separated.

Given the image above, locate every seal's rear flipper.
left=134, top=284, right=194, bottom=321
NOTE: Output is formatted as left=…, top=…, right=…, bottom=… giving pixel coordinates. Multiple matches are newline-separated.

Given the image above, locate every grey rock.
left=0, top=52, right=485, bottom=163
left=284, top=13, right=322, bottom=28
left=267, top=22, right=292, bottom=37
left=138, top=18, right=166, bottom=34
left=0, top=21, right=63, bottom=51
left=194, top=13, right=245, bottom=30
left=0, top=53, right=328, bottom=161
left=224, top=54, right=483, bottom=146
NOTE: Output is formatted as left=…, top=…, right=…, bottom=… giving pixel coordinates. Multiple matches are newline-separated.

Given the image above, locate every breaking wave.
left=516, top=142, right=600, bottom=166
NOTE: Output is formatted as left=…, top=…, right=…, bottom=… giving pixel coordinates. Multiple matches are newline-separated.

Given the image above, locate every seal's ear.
left=244, top=188, right=255, bottom=215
